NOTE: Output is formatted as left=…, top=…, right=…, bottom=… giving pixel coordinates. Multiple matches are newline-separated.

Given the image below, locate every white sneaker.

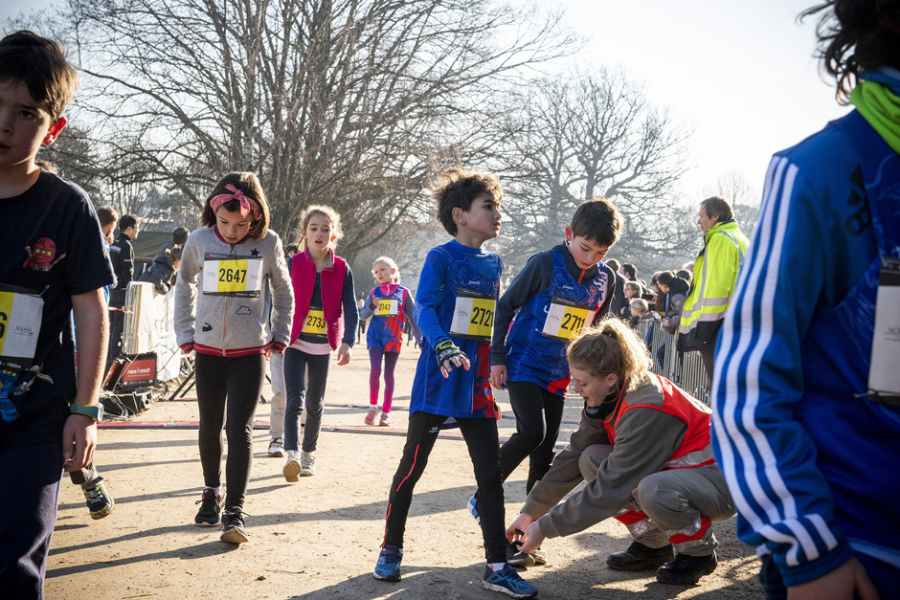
left=283, top=450, right=301, bottom=483
left=300, top=451, right=316, bottom=476
left=268, top=437, right=285, bottom=458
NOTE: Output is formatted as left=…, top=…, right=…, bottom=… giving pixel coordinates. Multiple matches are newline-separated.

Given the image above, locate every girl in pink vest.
left=282, top=205, right=358, bottom=481
left=507, top=318, right=734, bottom=586
left=359, top=257, right=420, bottom=427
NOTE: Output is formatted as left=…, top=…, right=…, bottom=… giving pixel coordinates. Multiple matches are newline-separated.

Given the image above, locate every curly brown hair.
left=200, top=172, right=270, bottom=240
left=432, top=168, right=503, bottom=236
left=800, top=0, right=900, bottom=104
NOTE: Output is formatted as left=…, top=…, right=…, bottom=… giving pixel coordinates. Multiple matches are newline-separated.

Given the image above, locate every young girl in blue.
left=359, top=257, right=419, bottom=427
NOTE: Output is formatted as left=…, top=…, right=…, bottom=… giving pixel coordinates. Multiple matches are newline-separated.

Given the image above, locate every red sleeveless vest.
left=604, top=374, right=714, bottom=469
left=289, top=248, right=347, bottom=350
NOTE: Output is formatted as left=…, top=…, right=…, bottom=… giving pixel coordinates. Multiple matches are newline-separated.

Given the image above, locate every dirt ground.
left=47, top=346, right=763, bottom=600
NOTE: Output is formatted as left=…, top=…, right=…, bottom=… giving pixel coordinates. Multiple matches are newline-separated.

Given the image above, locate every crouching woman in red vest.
left=282, top=205, right=358, bottom=481
left=508, top=318, right=735, bottom=586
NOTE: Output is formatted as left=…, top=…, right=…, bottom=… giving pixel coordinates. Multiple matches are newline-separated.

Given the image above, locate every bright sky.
left=2, top=0, right=848, bottom=203
left=544, top=0, right=850, bottom=201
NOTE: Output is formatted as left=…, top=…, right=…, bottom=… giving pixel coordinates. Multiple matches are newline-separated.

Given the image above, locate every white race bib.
left=869, top=258, right=900, bottom=404
left=376, top=298, right=399, bottom=317
left=0, top=284, right=44, bottom=372
left=202, top=254, right=264, bottom=297
left=449, top=289, right=496, bottom=343
left=542, top=297, right=595, bottom=341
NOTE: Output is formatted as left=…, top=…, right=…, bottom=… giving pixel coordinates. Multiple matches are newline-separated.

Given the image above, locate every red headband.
left=210, top=184, right=261, bottom=220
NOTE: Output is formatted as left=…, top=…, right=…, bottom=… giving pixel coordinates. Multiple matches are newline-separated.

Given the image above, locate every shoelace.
left=83, top=486, right=107, bottom=503
left=379, top=552, right=401, bottom=565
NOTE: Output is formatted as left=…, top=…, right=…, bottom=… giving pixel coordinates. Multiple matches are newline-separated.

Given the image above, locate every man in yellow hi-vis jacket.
left=678, top=196, right=749, bottom=385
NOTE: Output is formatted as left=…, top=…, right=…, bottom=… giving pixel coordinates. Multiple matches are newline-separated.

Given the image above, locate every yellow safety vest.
left=679, top=220, right=749, bottom=340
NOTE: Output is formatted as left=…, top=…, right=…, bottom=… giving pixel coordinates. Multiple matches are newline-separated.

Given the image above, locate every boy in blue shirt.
left=486, top=198, right=620, bottom=566
left=373, top=168, right=537, bottom=598
left=0, top=31, right=115, bottom=597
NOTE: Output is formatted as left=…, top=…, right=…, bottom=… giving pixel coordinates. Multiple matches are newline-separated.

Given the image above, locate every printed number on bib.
left=202, top=254, right=264, bottom=297
left=449, top=289, right=496, bottom=343
left=0, top=284, right=44, bottom=373
left=302, top=308, right=327, bottom=337
left=542, top=298, right=595, bottom=341
left=376, top=299, right=399, bottom=317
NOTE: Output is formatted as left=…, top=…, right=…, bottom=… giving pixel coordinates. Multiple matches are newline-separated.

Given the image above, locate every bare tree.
left=488, top=67, right=694, bottom=276
left=37, top=124, right=103, bottom=199
left=42, top=0, right=573, bottom=261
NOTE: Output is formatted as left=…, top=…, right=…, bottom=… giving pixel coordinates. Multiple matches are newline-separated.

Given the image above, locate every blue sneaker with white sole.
left=482, top=564, right=538, bottom=598
left=374, top=545, right=402, bottom=581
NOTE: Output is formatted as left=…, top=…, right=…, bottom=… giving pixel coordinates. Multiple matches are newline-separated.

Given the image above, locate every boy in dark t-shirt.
left=0, top=31, right=115, bottom=598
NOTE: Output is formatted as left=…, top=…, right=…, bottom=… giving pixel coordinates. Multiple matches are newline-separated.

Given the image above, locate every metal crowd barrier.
left=636, top=320, right=709, bottom=405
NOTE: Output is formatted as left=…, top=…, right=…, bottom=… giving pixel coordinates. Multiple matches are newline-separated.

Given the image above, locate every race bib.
left=0, top=284, right=44, bottom=373
left=869, top=258, right=900, bottom=404
left=449, top=289, right=496, bottom=343
left=202, top=254, right=264, bottom=297
left=542, top=297, right=595, bottom=341
left=376, top=298, right=399, bottom=317
left=302, top=308, right=327, bottom=337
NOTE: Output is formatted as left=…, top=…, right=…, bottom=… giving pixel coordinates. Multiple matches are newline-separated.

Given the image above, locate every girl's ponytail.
left=568, top=318, right=651, bottom=391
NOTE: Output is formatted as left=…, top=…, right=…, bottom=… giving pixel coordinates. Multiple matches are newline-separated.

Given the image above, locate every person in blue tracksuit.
left=711, top=2, right=900, bottom=599
left=372, top=168, right=538, bottom=599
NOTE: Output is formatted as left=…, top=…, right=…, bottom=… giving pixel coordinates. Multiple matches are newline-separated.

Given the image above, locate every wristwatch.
left=70, top=404, right=104, bottom=423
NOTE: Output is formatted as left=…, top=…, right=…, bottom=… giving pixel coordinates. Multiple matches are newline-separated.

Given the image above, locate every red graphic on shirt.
left=472, top=342, right=498, bottom=419
left=23, top=238, right=65, bottom=271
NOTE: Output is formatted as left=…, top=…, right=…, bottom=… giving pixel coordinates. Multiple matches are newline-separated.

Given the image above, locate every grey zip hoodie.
left=175, top=227, right=294, bottom=356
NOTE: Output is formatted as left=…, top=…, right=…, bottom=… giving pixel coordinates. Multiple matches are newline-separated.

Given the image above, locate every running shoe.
left=379, top=412, right=392, bottom=427
left=220, top=506, right=249, bottom=544
left=365, top=406, right=378, bottom=426
left=482, top=564, right=538, bottom=598
left=267, top=437, right=285, bottom=457
left=373, top=545, right=403, bottom=581
left=194, top=487, right=223, bottom=527
left=300, top=450, right=316, bottom=476
left=508, top=547, right=548, bottom=568
left=81, top=476, right=114, bottom=520
left=283, top=450, right=301, bottom=483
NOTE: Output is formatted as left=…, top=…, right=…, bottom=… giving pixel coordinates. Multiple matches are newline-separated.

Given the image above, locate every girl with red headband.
left=281, top=205, right=358, bottom=482
left=174, top=172, right=294, bottom=544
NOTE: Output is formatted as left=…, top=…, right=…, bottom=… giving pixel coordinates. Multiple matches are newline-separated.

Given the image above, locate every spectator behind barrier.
left=677, top=195, right=748, bottom=386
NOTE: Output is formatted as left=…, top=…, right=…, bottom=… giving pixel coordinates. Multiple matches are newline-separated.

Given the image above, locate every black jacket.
left=139, top=255, right=177, bottom=295
left=108, top=232, right=134, bottom=303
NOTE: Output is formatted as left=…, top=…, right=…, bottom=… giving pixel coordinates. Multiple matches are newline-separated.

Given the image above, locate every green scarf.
left=850, top=81, right=900, bottom=154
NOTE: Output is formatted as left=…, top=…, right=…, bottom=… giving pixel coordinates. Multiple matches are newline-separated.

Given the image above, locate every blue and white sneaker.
left=467, top=495, right=481, bottom=527
left=374, top=545, right=402, bottom=581
left=482, top=564, right=538, bottom=598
